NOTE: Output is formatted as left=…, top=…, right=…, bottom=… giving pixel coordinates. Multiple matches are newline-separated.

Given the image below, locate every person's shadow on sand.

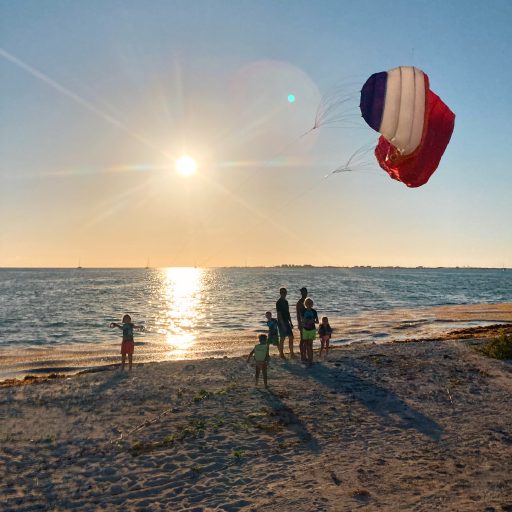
left=93, top=369, right=130, bottom=395
left=258, top=389, right=320, bottom=453
left=282, top=359, right=443, bottom=442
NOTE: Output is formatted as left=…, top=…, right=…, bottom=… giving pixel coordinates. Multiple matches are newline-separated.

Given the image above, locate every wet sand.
left=1, top=324, right=511, bottom=511
left=1, top=302, right=511, bottom=380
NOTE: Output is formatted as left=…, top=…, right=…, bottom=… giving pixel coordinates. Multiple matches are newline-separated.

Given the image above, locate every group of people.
left=109, top=287, right=333, bottom=390
left=247, top=286, right=333, bottom=388
left=273, top=286, right=332, bottom=362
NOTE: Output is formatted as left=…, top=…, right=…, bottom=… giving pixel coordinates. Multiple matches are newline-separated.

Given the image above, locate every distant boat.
left=77, top=259, right=83, bottom=269
left=145, top=257, right=150, bottom=269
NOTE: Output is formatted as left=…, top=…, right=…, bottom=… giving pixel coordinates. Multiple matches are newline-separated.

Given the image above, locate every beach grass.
left=477, top=330, right=512, bottom=360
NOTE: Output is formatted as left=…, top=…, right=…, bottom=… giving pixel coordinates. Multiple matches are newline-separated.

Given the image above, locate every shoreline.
left=1, top=320, right=511, bottom=386
left=1, top=331, right=511, bottom=510
left=0, top=322, right=512, bottom=387
left=1, top=302, right=511, bottom=382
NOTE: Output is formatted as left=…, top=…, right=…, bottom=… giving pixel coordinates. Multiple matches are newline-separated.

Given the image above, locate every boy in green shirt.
left=247, top=334, right=270, bottom=388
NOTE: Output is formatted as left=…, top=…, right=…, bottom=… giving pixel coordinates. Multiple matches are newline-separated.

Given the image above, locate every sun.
left=175, top=155, right=198, bottom=176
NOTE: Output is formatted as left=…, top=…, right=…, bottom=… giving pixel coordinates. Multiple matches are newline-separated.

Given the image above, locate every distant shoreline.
left=0, top=266, right=510, bottom=270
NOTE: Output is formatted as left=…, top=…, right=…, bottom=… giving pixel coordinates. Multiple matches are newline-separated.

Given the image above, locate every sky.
left=1, top=0, right=511, bottom=268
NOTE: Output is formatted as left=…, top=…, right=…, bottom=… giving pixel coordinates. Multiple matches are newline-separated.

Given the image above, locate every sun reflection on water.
left=158, top=267, right=204, bottom=358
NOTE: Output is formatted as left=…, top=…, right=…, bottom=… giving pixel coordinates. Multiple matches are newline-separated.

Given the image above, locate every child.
left=110, top=314, right=144, bottom=371
left=318, top=316, right=333, bottom=359
left=302, top=298, right=319, bottom=365
left=247, top=334, right=270, bottom=388
left=265, top=311, right=279, bottom=348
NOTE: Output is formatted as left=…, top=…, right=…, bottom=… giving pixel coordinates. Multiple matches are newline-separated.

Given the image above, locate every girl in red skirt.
left=110, top=314, right=145, bottom=371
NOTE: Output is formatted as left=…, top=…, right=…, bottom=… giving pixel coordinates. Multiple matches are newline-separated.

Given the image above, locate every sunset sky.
left=1, top=0, right=511, bottom=268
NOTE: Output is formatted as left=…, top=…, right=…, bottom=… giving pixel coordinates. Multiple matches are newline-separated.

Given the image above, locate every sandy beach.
left=1, top=325, right=511, bottom=511
left=3, top=0, right=512, bottom=509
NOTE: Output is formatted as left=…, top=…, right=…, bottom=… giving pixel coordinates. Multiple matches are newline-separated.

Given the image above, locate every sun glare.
left=160, top=267, right=204, bottom=358
left=175, top=155, right=197, bottom=176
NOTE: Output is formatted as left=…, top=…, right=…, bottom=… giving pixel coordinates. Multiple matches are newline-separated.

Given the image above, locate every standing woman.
left=296, top=287, right=308, bottom=362
left=302, top=298, right=319, bottom=365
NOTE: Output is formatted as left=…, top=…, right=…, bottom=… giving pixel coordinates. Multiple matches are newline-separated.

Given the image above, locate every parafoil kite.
left=360, top=66, right=455, bottom=187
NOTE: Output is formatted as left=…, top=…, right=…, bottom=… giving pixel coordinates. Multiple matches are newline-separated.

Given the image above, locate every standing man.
left=296, top=287, right=308, bottom=362
left=276, top=287, right=295, bottom=359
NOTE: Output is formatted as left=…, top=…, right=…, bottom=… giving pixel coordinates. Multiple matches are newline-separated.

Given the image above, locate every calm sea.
left=0, top=267, right=511, bottom=377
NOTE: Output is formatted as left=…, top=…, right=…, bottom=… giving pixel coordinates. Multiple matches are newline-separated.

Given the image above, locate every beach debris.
left=190, top=464, right=204, bottom=476
left=232, top=449, right=245, bottom=459
left=193, top=389, right=213, bottom=402
left=330, top=471, right=342, bottom=486
left=351, top=489, right=371, bottom=503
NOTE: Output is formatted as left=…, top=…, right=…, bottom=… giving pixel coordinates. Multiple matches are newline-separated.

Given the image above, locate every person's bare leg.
left=121, top=354, right=126, bottom=371
left=288, top=335, right=295, bottom=358
left=262, top=367, right=268, bottom=388
left=255, top=366, right=260, bottom=386
left=299, top=330, right=306, bottom=361
left=128, top=354, right=133, bottom=371
left=307, top=341, right=313, bottom=364
left=278, top=338, right=286, bottom=359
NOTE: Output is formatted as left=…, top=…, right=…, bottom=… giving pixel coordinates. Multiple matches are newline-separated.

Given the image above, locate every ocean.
left=0, top=267, right=511, bottom=378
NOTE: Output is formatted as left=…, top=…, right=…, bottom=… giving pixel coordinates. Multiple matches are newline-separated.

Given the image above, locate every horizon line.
left=0, top=265, right=510, bottom=270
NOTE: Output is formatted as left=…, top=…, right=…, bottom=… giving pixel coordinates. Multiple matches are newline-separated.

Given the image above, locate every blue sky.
left=1, top=0, right=511, bottom=267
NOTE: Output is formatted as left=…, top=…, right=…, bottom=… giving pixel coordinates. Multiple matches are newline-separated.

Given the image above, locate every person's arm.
left=315, top=310, right=319, bottom=324
left=276, top=301, right=283, bottom=324
left=265, top=345, right=270, bottom=362
left=133, top=324, right=145, bottom=332
left=109, top=322, right=122, bottom=329
left=246, top=349, right=254, bottom=363
left=296, top=303, right=302, bottom=325
left=286, top=306, right=293, bottom=328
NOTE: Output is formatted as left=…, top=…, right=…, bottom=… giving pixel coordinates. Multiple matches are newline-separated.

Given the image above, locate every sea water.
left=0, top=267, right=511, bottom=377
